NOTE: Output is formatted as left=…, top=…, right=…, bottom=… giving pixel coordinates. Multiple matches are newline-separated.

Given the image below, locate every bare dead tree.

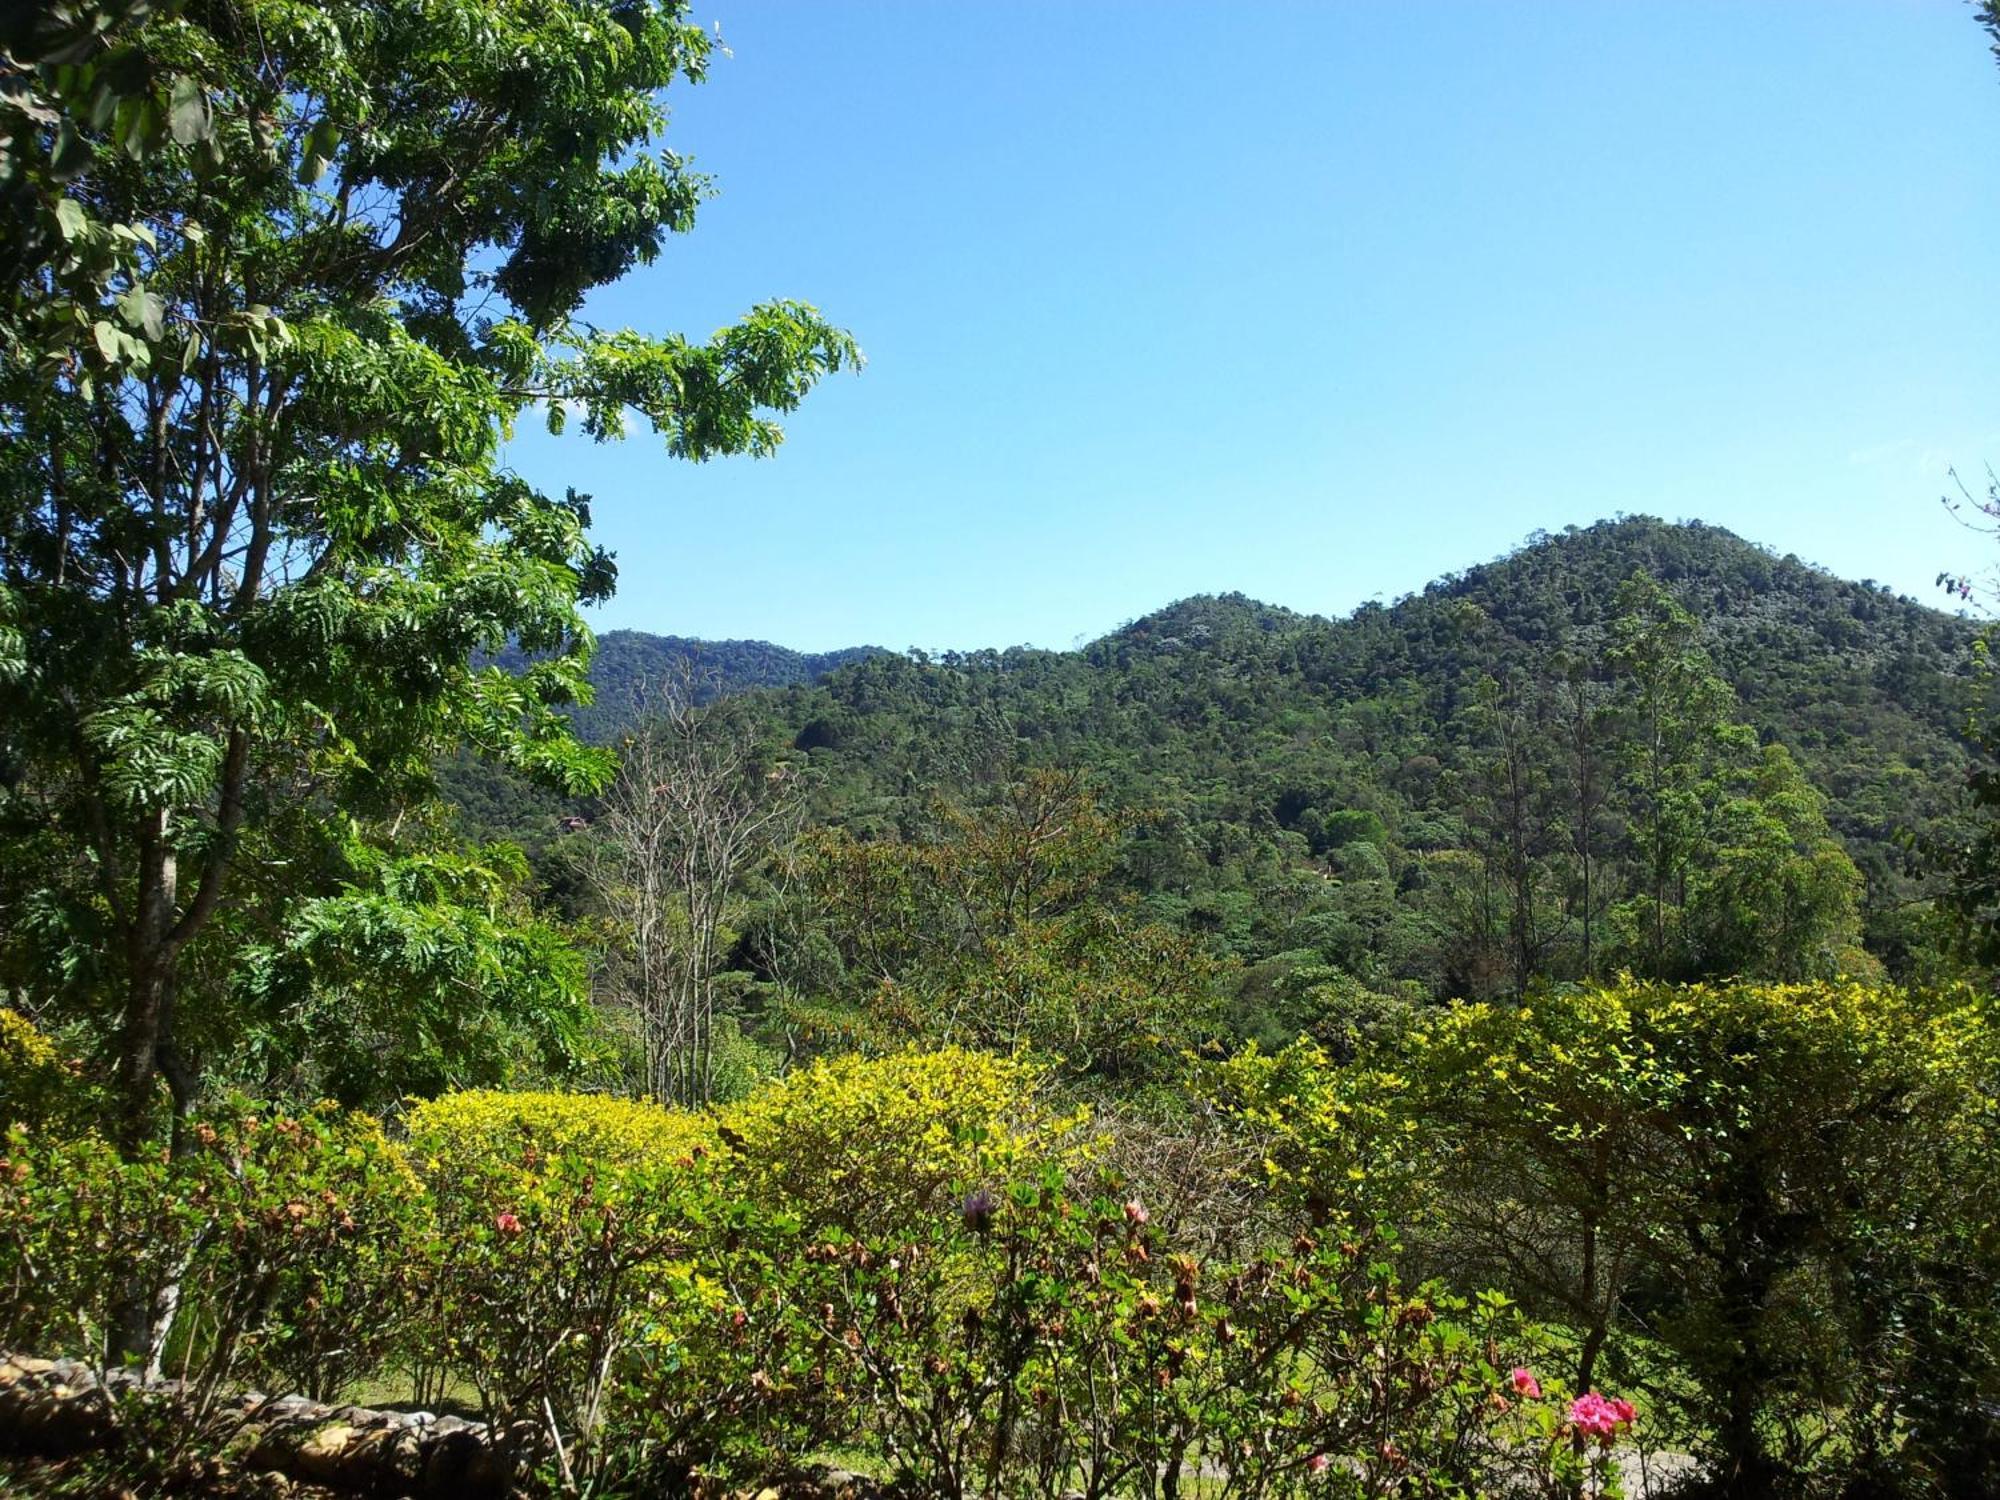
left=594, top=670, right=806, bottom=1106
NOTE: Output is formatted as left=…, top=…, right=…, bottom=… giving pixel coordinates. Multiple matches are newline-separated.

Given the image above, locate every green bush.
left=0, top=1009, right=79, bottom=1126
left=0, top=1123, right=184, bottom=1360
left=1393, top=978, right=2000, bottom=1498
left=172, top=1103, right=432, bottom=1403
left=3, top=1049, right=1682, bottom=1497
left=405, top=1089, right=716, bottom=1482
left=609, top=1157, right=1610, bottom=1500
left=715, top=1047, right=1082, bottom=1236
left=0, top=1097, right=426, bottom=1409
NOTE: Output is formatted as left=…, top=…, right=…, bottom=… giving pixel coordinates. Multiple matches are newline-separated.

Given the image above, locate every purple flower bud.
left=961, top=1186, right=998, bottom=1234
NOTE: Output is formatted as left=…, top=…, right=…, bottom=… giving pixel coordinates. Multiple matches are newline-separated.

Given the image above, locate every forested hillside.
left=500, top=631, right=885, bottom=741
left=480, top=517, right=1982, bottom=1015
left=450, top=634, right=881, bottom=847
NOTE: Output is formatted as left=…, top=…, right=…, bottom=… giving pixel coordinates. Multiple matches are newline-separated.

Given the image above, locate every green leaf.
left=168, top=76, right=209, bottom=146
left=92, top=321, right=121, bottom=363
left=50, top=124, right=92, bottom=178
left=300, top=119, right=339, bottom=183
left=114, top=95, right=153, bottom=159
left=117, top=285, right=165, bottom=342
left=54, top=198, right=88, bottom=242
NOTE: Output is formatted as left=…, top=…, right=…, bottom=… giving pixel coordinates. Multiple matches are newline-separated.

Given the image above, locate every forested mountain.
left=499, top=631, right=885, bottom=741
left=449, top=634, right=883, bottom=845
left=464, top=517, right=1984, bottom=1011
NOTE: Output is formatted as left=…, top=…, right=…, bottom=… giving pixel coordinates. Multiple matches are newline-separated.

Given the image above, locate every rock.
left=422, top=1425, right=507, bottom=1500
left=1, top=1347, right=515, bottom=1498
left=290, top=1421, right=362, bottom=1482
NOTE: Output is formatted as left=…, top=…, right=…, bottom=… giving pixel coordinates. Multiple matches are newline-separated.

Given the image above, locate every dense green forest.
left=457, top=515, right=1983, bottom=1053
left=5, top=0, right=2000, bottom=1497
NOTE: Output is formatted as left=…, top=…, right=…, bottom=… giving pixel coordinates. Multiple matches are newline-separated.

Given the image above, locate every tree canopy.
left=0, top=0, right=857, bottom=1144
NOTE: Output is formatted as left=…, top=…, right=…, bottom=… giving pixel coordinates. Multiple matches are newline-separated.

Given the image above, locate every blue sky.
left=502, top=1, right=2000, bottom=652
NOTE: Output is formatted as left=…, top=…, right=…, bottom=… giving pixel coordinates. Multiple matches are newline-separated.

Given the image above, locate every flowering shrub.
left=1569, top=1391, right=1637, bottom=1442
left=406, top=1089, right=715, bottom=1482
left=1, top=1052, right=1659, bottom=1497
left=0, top=1096, right=427, bottom=1408
left=0, top=1009, right=79, bottom=1125
left=675, top=1163, right=1612, bottom=1500
left=171, top=1102, right=431, bottom=1404
left=1472, top=1363, right=1640, bottom=1500
left=1192, top=1037, right=1427, bottom=1234
left=403, top=1087, right=715, bottom=1176
left=0, top=1123, right=188, bottom=1361
left=603, top=1189, right=855, bottom=1490
left=1398, top=978, right=1999, bottom=1495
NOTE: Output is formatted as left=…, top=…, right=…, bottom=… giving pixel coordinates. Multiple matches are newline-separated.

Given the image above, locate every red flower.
left=1569, top=1391, right=1637, bottom=1443
left=494, top=1211, right=523, bottom=1235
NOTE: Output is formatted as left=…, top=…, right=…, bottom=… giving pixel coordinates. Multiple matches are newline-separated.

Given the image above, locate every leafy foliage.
left=0, top=0, right=857, bottom=1156
left=461, top=520, right=1969, bottom=1062
left=714, top=1046, right=1078, bottom=1237
left=1394, top=979, right=2000, bottom=1496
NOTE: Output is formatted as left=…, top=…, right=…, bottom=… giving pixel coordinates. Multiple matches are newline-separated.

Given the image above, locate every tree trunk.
left=109, top=817, right=207, bottom=1374
left=115, top=813, right=178, bottom=1156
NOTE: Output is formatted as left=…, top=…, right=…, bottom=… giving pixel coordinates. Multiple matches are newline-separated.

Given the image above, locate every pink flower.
left=1510, top=1366, right=1542, bottom=1399
left=1124, top=1198, right=1150, bottom=1226
left=494, top=1211, right=523, bottom=1235
left=1306, top=1453, right=1330, bottom=1475
left=1568, top=1391, right=1637, bottom=1443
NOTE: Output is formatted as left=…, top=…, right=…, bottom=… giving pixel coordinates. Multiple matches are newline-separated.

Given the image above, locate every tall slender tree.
left=1606, top=572, right=1746, bottom=977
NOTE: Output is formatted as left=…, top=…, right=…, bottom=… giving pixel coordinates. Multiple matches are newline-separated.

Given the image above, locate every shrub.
left=405, top=1089, right=715, bottom=1483
left=1192, top=1037, right=1428, bottom=1236
left=602, top=1188, right=852, bottom=1490
left=1396, top=978, right=1999, bottom=1498
left=0, top=1123, right=183, bottom=1361
left=404, top=1088, right=715, bottom=1176
left=0, top=1096, right=424, bottom=1408
left=715, top=1047, right=1082, bottom=1236
left=171, top=1102, right=432, bottom=1404
left=0, top=1008, right=93, bottom=1133
left=666, top=1156, right=1606, bottom=1500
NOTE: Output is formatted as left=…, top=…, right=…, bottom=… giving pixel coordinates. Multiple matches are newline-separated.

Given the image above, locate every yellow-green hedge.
left=404, top=1087, right=714, bottom=1178
left=716, top=1046, right=1084, bottom=1235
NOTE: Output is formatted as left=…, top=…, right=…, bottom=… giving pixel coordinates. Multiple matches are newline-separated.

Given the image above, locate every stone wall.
left=0, top=1353, right=507, bottom=1497
left=0, top=1353, right=882, bottom=1498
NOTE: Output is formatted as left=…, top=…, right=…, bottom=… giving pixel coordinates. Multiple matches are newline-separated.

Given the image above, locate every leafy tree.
left=1682, top=743, right=1870, bottom=981
left=1606, top=572, right=1749, bottom=976
left=1401, top=986, right=1679, bottom=1396
left=0, top=0, right=857, bottom=1160
left=1551, top=652, right=1620, bottom=980
left=447, top=517, right=1978, bottom=1025
left=791, top=772, right=1223, bottom=1085
left=1398, top=979, right=1996, bottom=1499
left=1461, top=669, right=1567, bottom=999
